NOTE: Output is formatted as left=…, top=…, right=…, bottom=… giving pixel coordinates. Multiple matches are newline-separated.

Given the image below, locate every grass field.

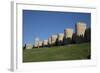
left=23, top=43, right=91, bottom=62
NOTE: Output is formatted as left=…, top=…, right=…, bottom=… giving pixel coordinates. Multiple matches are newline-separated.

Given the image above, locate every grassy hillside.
left=23, top=43, right=90, bottom=62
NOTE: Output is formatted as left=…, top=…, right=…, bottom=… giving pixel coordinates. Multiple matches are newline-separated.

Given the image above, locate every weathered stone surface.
left=64, top=28, right=73, bottom=39
left=76, top=22, right=86, bottom=36
left=58, top=33, right=64, bottom=41
left=43, top=40, right=48, bottom=46
left=38, top=41, right=43, bottom=47
left=51, top=35, right=57, bottom=44
left=48, top=37, right=52, bottom=45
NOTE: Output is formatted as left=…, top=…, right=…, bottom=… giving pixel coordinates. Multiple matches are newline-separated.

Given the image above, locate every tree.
left=75, top=35, right=84, bottom=44
left=23, top=44, right=26, bottom=50
left=63, top=36, right=67, bottom=45
left=72, top=33, right=84, bottom=44
left=84, top=28, right=91, bottom=42
left=72, top=33, right=76, bottom=44
left=63, top=37, right=72, bottom=45
left=56, top=39, right=64, bottom=46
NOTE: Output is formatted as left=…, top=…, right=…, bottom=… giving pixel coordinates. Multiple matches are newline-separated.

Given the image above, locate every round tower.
left=43, top=40, right=48, bottom=47
left=38, top=41, right=43, bottom=47
left=76, top=22, right=86, bottom=36
left=51, top=35, right=57, bottom=45
left=48, top=37, right=52, bottom=45
left=64, top=28, right=73, bottom=39
left=58, top=33, right=64, bottom=42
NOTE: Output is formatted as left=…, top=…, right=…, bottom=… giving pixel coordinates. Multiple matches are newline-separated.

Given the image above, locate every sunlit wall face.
left=76, top=22, right=86, bottom=36
left=64, top=28, right=73, bottom=39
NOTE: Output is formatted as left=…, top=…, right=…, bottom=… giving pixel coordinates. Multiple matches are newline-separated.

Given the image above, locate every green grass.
left=23, top=43, right=91, bottom=62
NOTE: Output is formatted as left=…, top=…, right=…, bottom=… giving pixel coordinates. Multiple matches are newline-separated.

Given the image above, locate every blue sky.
left=23, top=10, right=91, bottom=45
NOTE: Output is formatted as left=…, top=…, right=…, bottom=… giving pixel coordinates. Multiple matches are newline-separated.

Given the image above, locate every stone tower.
left=43, top=40, right=48, bottom=47
left=51, top=35, right=58, bottom=45
left=48, top=37, right=52, bottom=45
left=58, top=33, right=64, bottom=42
left=76, top=22, right=86, bottom=36
left=64, top=28, right=73, bottom=39
left=38, top=41, right=43, bottom=47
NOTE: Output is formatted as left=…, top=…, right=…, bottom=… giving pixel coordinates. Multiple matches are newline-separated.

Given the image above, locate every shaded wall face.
left=76, top=23, right=86, bottom=36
